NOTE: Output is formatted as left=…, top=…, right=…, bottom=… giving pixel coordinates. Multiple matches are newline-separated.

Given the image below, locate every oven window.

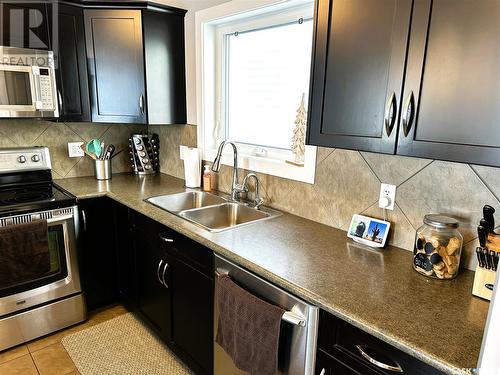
left=0, top=71, right=33, bottom=105
left=0, top=224, right=68, bottom=298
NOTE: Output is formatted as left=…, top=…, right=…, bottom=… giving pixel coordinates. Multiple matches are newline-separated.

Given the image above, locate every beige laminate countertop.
left=55, top=173, right=489, bottom=375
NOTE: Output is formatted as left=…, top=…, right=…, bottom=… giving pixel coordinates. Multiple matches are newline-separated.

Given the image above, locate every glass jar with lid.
left=413, top=214, right=463, bottom=279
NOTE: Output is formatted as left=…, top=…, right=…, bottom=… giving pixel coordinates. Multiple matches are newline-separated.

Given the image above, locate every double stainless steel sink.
left=146, top=191, right=281, bottom=232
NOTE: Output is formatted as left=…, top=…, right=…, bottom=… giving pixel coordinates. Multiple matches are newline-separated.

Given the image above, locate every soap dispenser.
left=202, top=165, right=212, bottom=192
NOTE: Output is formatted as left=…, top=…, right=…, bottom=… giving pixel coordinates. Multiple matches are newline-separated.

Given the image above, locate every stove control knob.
left=18, top=155, right=27, bottom=163
left=31, top=155, right=40, bottom=162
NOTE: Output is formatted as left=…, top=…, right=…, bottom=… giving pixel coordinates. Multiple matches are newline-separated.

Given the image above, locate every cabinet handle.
left=356, top=345, right=403, bottom=373
left=159, top=235, right=174, bottom=243
left=161, top=262, right=169, bottom=289
left=384, top=92, right=397, bottom=137
left=157, top=260, right=164, bottom=285
left=402, top=91, right=415, bottom=137
left=81, top=209, right=87, bottom=232
left=57, top=89, right=63, bottom=113
left=139, top=94, right=145, bottom=114
left=319, top=369, right=326, bottom=375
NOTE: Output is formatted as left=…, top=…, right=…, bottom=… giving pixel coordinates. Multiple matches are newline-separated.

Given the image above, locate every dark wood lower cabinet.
left=78, top=201, right=214, bottom=374
left=169, top=238, right=213, bottom=375
left=316, top=349, right=378, bottom=375
left=133, top=213, right=172, bottom=341
left=317, top=310, right=444, bottom=375
left=78, top=197, right=120, bottom=311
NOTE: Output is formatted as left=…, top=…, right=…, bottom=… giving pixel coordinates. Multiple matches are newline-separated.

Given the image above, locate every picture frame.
left=347, top=214, right=391, bottom=248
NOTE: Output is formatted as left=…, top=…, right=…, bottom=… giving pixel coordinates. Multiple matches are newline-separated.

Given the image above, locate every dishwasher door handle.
left=216, top=268, right=306, bottom=327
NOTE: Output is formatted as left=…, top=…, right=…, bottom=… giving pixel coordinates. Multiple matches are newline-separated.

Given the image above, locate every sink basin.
left=179, top=202, right=276, bottom=232
left=146, top=191, right=227, bottom=213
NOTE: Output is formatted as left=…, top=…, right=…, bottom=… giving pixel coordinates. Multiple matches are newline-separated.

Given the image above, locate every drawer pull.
left=159, top=235, right=174, bottom=243
left=356, top=345, right=403, bottom=373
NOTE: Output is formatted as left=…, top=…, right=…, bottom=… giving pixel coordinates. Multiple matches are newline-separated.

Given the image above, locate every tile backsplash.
left=4, top=120, right=498, bottom=270
left=0, top=119, right=146, bottom=179
left=151, top=124, right=500, bottom=271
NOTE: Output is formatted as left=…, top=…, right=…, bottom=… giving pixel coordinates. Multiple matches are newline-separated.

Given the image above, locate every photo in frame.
left=347, top=214, right=391, bottom=248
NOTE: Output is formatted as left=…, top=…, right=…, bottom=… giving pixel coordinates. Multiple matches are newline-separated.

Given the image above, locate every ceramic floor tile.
left=0, top=345, right=29, bottom=365
left=31, top=343, right=76, bottom=375
left=0, top=354, right=38, bottom=375
left=27, top=330, right=67, bottom=353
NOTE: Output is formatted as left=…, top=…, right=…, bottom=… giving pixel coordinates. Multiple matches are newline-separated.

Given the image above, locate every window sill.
left=200, top=145, right=316, bottom=184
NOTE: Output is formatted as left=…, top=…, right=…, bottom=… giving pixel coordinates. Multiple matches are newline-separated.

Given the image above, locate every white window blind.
left=225, top=19, right=313, bottom=150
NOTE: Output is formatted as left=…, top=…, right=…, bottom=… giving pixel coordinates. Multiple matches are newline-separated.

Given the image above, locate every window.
left=224, top=20, right=313, bottom=150
left=197, top=1, right=317, bottom=183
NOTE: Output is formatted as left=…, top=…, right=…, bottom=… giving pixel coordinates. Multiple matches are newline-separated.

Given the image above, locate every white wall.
left=155, top=0, right=232, bottom=125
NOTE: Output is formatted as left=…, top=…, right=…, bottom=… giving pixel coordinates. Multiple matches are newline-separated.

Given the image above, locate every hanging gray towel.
left=216, top=274, right=285, bottom=375
left=0, top=220, right=51, bottom=290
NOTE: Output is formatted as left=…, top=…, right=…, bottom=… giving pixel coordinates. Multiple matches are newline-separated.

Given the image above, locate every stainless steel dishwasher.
left=214, top=255, right=318, bottom=375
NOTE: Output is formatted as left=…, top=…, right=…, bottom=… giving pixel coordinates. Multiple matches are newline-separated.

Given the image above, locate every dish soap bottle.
left=202, top=165, right=212, bottom=192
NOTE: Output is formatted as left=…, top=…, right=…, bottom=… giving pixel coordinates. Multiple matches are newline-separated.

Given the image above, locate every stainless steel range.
left=0, top=147, right=85, bottom=351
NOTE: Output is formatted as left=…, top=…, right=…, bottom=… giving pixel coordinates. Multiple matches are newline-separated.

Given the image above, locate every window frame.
left=196, top=0, right=317, bottom=184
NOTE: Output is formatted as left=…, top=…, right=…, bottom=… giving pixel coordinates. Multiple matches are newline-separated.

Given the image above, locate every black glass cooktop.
left=0, top=183, right=76, bottom=216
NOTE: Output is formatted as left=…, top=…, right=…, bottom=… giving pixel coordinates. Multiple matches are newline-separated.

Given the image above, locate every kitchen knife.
left=490, top=250, right=497, bottom=271
left=476, top=247, right=485, bottom=268
left=478, top=225, right=488, bottom=248
left=483, top=248, right=492, bottom=270
left=493, top=251, right=499, bottom=272
left=483, top=205, right=496, bottom=233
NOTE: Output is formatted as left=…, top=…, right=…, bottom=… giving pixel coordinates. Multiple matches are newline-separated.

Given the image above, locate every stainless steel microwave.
left=0, top=46, right=59, bottom=118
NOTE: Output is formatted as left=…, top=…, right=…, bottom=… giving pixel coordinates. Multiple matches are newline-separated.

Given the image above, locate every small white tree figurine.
left=290, top=93, right=307, bottom=165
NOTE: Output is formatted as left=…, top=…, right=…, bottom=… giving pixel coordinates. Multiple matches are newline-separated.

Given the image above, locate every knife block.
left=472, top=233, right=499, bottom=300
left=472, top=267, right=496, bottom=300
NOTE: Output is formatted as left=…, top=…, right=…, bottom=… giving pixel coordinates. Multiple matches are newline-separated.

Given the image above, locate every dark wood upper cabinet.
left=56, top=3, right=91, bottom=121
left=143, top=9, right=186, bottom=125
left=83, top=6, right=186, bottom=124
left=307, top=0, right=412, bottom=154
left=396, top=0, right=500, bottom=166
left=308, top=0, right=500, bottom=167
left=84, top=9, right=147, bottom=124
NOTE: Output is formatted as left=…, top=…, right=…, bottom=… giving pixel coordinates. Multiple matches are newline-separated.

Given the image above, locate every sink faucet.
left=242, top=173, right=264, bottom=209
left=211, top=141, right=246, bottom=201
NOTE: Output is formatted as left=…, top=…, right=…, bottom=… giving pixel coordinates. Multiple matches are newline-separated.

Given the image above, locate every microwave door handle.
left=31, top=67, right=43, bottom=110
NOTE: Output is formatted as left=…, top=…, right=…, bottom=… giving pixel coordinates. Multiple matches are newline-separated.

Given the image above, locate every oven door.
left=0, top=207, right=82, bottom=317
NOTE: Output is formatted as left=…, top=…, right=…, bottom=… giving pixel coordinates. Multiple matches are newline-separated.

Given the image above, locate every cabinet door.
left=114, top=203, right=136, bottom=308
left=56, top=4, right=91, bottom=122
left=170, top=256, right=213, bottom=375
left=397, top=0, right=500, bottom=166
left=1, top=2, right=50, bottom=50
left=84, top=9, right=146, bottom=124
left=78, top=198, right=119, bottom=311
left=307, top=0, right=412, bottom=153
left=134, top=220, right=171, bottom=340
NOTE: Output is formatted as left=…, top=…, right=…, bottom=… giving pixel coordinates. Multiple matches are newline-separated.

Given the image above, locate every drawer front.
left=168, top=233, right=213, bottom=278
left=319, top=311, right=444, bottom=375
left=316, top=349, right=379, bottom=375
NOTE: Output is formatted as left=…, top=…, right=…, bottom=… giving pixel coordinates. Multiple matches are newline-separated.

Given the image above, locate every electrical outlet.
left=68, top=142, right=84, bottom=157
left=379, top=183, right=396, bottom=210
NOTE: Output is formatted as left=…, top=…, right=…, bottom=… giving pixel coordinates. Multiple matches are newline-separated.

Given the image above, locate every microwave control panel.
left=33, top=67, right=55, bottom=110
